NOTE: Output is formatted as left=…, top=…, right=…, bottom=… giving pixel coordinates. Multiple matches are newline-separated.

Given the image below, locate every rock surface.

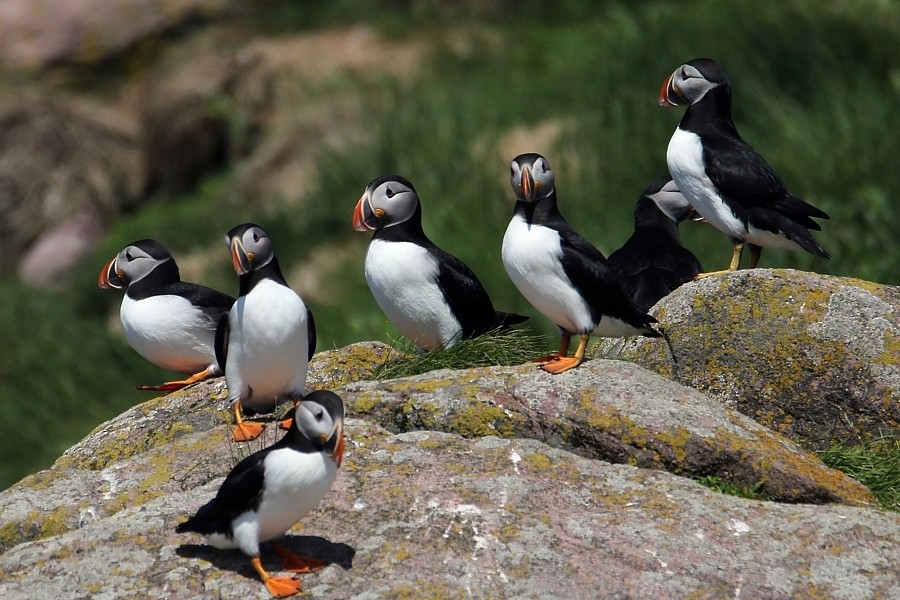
left=597, top=269, right=900, bottom=450
left=1, top=342, right=897, bottom=599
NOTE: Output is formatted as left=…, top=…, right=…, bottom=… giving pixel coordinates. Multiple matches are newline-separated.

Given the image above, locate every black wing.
left=554, top=222, right=658, bottom=333
left=306, top=306, right=316, bottom=361
left=430, top=245, right=506, bottom=338
left=176, top=448, right=270, bottom=535
left=170, top=282, right=236, bottom=329
left=214, top=311, right=230, bottom=371
left=703, top=133, right=829, bottom=226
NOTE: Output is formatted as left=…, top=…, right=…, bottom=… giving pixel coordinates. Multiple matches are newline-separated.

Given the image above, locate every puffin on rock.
left=658, top=57, right=830, bottom=276
left=176, top=390, right=345, bottom=598
left=501, top=153, right=661, bottom=374
left=353, top=174, right=527, bottom=352
left=97, top=239, right=234, bottom=391
left=607, top=175, right=703, bottom=311
left=216, top=223, right=316, bottom=442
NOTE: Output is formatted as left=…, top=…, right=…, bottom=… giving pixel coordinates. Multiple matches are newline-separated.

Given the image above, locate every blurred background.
left=0, top=0, right=897, bottom=489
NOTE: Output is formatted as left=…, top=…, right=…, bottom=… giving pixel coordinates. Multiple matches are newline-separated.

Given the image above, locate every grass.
left=818, top=436, right=900, bottom=513
left=696, top=476, right=765, bottom=501
left=1, top=0, right=899, bottom=488
left=372, top=329, right=553, bottom=381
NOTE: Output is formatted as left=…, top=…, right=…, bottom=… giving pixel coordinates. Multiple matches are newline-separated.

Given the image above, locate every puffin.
left=658, top=58, right=830, bottom=276
left=176, top=390, right=345, bottom=598
left=97, top=239, right=235, bottom=391
left=501, top=153, right=661, bottom=374
left=216, top=223, right=315, bottom=442
left=607, top=175, right=703, bottom=311
left=352, top=174, right=527, bottom=352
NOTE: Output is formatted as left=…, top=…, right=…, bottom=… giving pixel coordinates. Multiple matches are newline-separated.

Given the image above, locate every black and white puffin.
left=501, top=153, right=661, bottom=374
left=607, top=175, right=703, bottom=311
left=658, top=58, right=830, bottom=275
left=352, top=174, right=527, bottom=352
left=216, top=223, right=316, bottom=442
left=176, top=390, right=345, bottom=598
left=97, top=239, right=235, bottom=391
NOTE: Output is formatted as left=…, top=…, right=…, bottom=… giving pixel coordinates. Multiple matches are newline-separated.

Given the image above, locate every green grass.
left=372, top=329, right=553, bottom=381
left=696, top=476, right=765, bottom=501
left=818, top=436, right=900, bottom=513
left=1, top=0, right=899, bottom=488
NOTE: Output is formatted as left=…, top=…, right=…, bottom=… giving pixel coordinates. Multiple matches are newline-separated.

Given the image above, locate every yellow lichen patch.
left=522, top=452, right=551, bottom=471
left=349, top=392, right=382, bottom=414
left=447, top=403, right=523, bottom=439
left=388, top=581, right=469, bottom=600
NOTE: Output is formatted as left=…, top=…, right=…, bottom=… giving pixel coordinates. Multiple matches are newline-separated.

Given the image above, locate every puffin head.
left=97, top=239, right=176, bottom=289
left=225, top=223, right=274, bottom=275
left=510, top=153, right=555, bottom=203
left=641, top=175, right=698, bottom=224
left=295, top=390, right=346, bottom=468
left=352, top=175, right=419, bottom=232
left=658, top=58, right=729, bottom=108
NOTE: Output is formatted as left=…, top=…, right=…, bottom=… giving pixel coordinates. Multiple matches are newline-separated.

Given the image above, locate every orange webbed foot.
left=264, top=575, right=302, bottom=597
left=232, top=421, right=266, bottom=442
left=136, top=381, right=188, bottom=392
left=278, top=418, right=293, bottom=431
left=540, top=356, right=582, bottom=374
left=273, top=542, right=326, bottom=573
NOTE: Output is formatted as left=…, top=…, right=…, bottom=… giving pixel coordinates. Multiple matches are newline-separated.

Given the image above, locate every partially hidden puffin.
left=658, top=58, right=830, bottom=276
left=176, top=390, right=345, bottom=598
left=501, top=153, right=661, bottom=374
left=352, top=174, right=527, bottom=352
left=607, top=175, right=703, bottom=311
left=216, top=223, right=315, bottom=442
left=97, top=239, right=234, bottom=391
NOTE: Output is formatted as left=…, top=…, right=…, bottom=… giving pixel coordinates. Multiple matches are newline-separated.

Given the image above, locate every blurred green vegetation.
left=1, top=0, right=898, bottom=489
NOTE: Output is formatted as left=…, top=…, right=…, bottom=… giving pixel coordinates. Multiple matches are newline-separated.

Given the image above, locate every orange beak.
left=520, top=165, right=537, bottom=202
left=322, top=424, right=345, bottom=468
left=231, top=236, right=252, bottom=275
left=658, top=72, right=685, bottom=107
left=352, top=194, right=375, bottom=232
left=97, top=257, right=124, bottom=289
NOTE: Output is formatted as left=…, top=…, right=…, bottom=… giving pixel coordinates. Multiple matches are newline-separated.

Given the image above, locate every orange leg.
left=272, top=541, right=327, bottom=573
left=541, top=334, right=589, bottom=374
left=532, top=334, right=571, bottom=364
left=748, top=244, right=763, bottom=269
left=232, top=401, right=266, bottom=442
left=250, top=556, right=301, bottom=598
left=136, top=366, right=217, bottom=392
left=695, top=242, right=744, bottom=279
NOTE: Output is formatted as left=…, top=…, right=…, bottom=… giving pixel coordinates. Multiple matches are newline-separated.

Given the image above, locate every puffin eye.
left=385, top=187, right=396, bottom=199
left=252, top=232, right=260, bottom=242
left=315, top=410, right=324, bottom=421
left=539, top=160, right=547, bottom=173
left=125, top=252, right=134, bottom=262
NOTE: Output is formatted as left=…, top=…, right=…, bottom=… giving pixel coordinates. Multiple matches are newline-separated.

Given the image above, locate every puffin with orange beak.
left=501, top=153, right=661, bottom=374
left=352, top=174, right=526, bottom=352
left=658, top=58, right=829, bottom=276
left=216, top=223, right=316, bottom=442
left=97, top=239, right=234, bottom=391
left=177, top=390, right=345, bottom=598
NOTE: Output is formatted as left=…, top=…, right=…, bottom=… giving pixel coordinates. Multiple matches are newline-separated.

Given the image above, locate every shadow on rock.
left=176, top=535, right=355, bottom=579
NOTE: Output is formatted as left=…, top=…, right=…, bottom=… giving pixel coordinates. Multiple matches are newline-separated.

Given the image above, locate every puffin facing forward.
left=176, top=390, right=345, bottom=598
left=658, top=58, right=830, bottom=276
left=353, top=174, right=527, bottom=351
left=97, top=239, right=234, bottom=391
left=501, top=153, right=661, bottom=374
left=607, top=175, right=703, bottom=311
left=216, top=224, right=315, bottom=442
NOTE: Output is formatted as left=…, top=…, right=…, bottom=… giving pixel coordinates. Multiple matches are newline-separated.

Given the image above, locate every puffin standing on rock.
left=353, top=174, right=527, bottom=352
left=176, top=390, right=345, bottom=598
left=216, top=223, right=316, bottom=442
left=658, top=57, right=830, bottom=276
left=501, top=153, right=661, bottom=374
left=607, top=175, right=703, bottom=311
left=97, top=239, right=234, bottom=391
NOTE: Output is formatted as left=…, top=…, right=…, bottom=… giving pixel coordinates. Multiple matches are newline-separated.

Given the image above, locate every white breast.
left=364, top=239, right=461, bottom=351
left=667, top=128, right=747, bottom=242
left=226, top=279, right=308, bottom=409
left=501, top=215, right=594, bottom=334
left=119, top=294, right=216, bottom=374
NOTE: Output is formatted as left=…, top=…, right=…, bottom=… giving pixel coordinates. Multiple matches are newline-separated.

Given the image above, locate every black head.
left=224, top=223, right=275, bottom=276
left=658, top=58, right=731, bottom=107
left=97, top=239, right=177, bottom=290
left=510, top=153, right=556, bottom=203
left=352, top=175, right=420, bottom=232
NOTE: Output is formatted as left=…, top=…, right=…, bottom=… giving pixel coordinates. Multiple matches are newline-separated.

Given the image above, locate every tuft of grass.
left=696, top=475, right=765, bottom=501
left=818, top=435, right=900, bottom=513
left=372, top=329, right=552, bottom=381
